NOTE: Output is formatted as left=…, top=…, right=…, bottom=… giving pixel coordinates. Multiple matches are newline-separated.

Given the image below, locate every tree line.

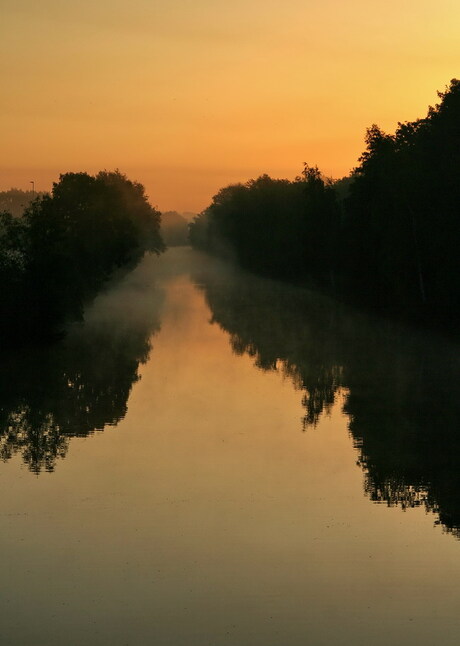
left=190, top=79, right=460, bottom=329
left=0, top=188, right=46, bottom=217
left=0, top=170, right=164, bottom=342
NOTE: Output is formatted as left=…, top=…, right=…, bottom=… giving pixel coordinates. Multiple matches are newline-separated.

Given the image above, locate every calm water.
left=1, top=247, right=460, bottom=645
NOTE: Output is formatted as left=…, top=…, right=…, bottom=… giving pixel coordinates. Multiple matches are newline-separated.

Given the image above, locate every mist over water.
left=0, top=254, right=165, bottom=473
left=191, top=249, right=460, bottom=535
left=1, top=247, right=460, bottom=646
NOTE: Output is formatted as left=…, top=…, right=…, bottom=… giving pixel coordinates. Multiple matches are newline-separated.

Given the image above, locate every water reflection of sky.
left=1, top=248, right=459, bottom=646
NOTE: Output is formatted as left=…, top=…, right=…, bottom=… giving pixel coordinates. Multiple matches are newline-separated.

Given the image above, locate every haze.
left=1, top=0, right=459, bottom=211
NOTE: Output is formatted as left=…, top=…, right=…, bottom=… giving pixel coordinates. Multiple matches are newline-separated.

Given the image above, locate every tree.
left=0, top=170, right=165, bottom=342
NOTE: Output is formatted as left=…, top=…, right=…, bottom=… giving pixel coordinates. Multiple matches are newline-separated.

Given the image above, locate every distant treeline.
left=160, top=210, right=191, bottom=246
left=0, top=171, right=164, bottom=342
left=190, top=79, right=460, bottom=328
left=0, top=188, right=47, bottom=217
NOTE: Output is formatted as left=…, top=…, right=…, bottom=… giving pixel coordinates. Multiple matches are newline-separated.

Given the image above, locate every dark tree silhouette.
left=190, top=168, right=340, bottom=286
left=0, top=170, right=165, bottom=342
left=191, top=79, right=460, bottom=330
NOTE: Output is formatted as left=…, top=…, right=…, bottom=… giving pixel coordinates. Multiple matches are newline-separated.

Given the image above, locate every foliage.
left=0, top=170, right=165, bottom=342
left=343, top=79, right=460, bottom=324
left=190, top=167, right=340, bottom=285
left=190, top=79, right=460, bottom=328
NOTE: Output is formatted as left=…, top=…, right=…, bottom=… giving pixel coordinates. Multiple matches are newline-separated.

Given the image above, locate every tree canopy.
left=0, top=170, right=164, bottom=342
left=190, top=79, right=460, bottom=329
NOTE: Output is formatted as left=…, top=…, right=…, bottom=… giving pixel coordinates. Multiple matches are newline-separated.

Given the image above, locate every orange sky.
left=2, top=0, right=459, bottom=212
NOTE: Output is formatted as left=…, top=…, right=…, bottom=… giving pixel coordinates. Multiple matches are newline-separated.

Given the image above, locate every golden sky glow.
left=2, top=0, right=459, bottom=211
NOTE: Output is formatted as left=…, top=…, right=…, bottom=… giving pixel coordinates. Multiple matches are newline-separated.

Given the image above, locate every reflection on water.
left=0, top=260, right=163, bottom=473
left=1, top=248, right=460, bottom=646
left=193, top=255, right=460, bottom=537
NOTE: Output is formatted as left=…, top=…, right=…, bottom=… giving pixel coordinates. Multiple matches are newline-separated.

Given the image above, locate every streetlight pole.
left=30, top=181, right=35, bottom=197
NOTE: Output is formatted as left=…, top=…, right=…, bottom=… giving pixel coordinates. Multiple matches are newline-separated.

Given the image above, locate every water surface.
left=1, top=248, right=459, bottom=645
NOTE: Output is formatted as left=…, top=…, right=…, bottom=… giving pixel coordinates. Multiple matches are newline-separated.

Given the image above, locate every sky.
left=1, top=0, right=459, bottom=212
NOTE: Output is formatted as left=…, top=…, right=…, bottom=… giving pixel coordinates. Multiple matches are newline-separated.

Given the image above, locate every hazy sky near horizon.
left=2, top=0, right=459, bottom=211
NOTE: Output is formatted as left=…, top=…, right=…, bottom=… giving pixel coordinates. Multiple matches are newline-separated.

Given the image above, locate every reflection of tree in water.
left=199, top=265, right=344, bottom=428
left=345, top=334, right=460, bottom=537
left=194, top=258, right=460, bottom=537
left=0, top=275, right=163, bottom=474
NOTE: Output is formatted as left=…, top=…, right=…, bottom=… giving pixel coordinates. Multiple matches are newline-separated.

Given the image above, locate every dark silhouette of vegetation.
left=190, top=168, right=339, bottom=286
left=192, top=255, right=460, bottom=538
left=190, top=79, right=460, bottom=329
left=0, top=171, right=164, bottom=342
